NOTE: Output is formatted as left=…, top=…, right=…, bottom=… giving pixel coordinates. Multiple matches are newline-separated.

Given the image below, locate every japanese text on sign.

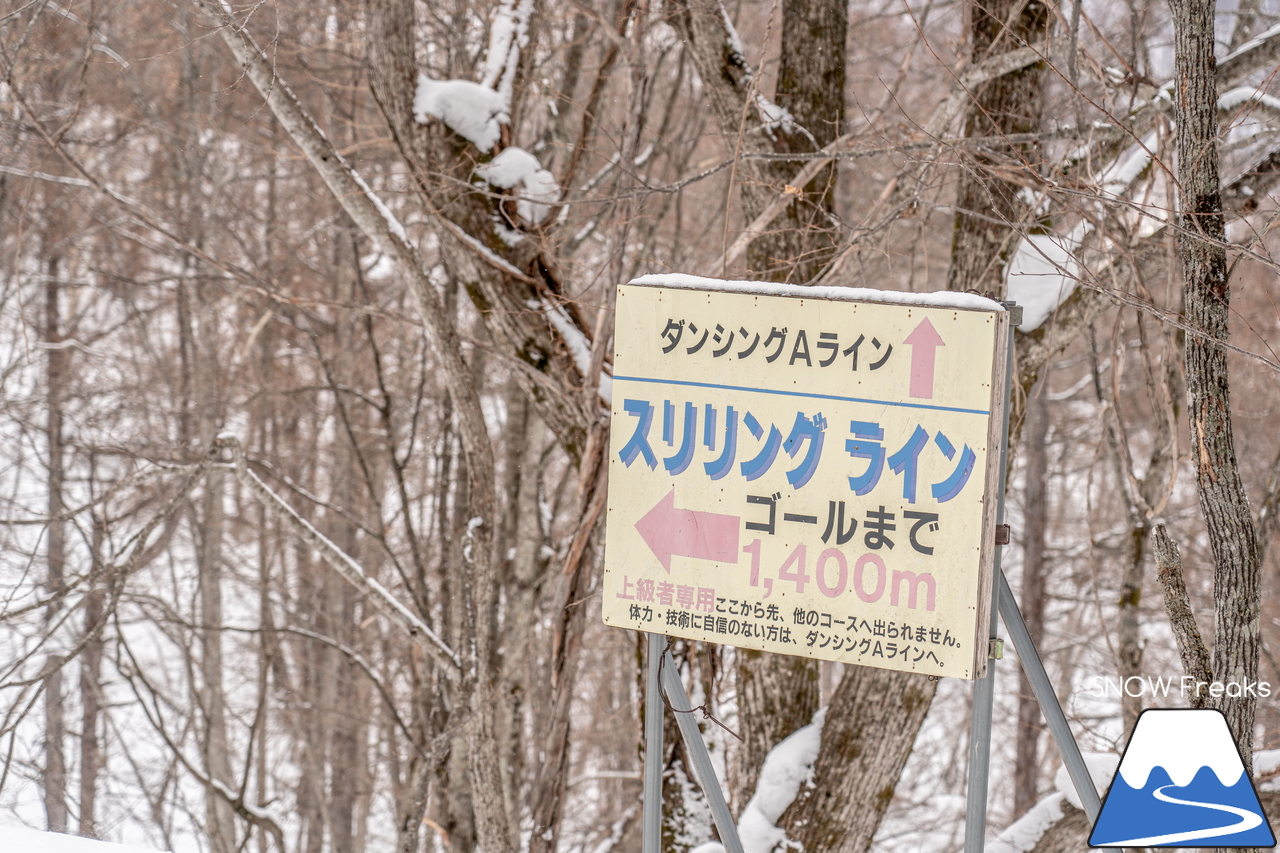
left=602, top=277, right=1010, bottom=679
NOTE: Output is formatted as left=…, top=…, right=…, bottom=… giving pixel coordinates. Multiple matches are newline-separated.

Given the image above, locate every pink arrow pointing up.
left=903, top=317, right=945, bottom=399
left=635, top=489, right=740, bottom=573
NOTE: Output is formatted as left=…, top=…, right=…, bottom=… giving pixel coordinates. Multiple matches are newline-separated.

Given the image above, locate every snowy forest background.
left=3, top=0, right=1280, bottom=851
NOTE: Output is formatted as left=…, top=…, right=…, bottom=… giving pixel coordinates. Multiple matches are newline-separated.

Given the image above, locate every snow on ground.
left=628, top=274, right=1005, bottom=313
left=0, top=826, right=168, bottom=853
left=1055, top=753, right=1118, bottom=810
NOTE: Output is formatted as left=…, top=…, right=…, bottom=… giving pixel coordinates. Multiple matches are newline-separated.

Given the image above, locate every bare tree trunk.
left=326, top=223, right=368, bottom=853
left=778, top=668, right=938, bottom=853
left=727, top=0, right=843, bottom=806
left=79, top=510, right=106, bottom=838
left=730, top=651, right=821, bottom=812
left=1014, top=383, right=1048, bottom=818
left=198, top=398, right=235, bottom=853
left=745, top=0, right=846, bottom=282
left=1170, top=0, right=1262, bottom=768
left=43, top=254, right=67, bottom=835
left=946, top=0, right=1049, bottom=295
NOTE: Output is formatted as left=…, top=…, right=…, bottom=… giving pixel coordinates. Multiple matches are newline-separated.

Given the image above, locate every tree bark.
left=1014, top=383, right=1049, bottom=818
left=745, top=0, right=846, bottom=282
left=1170, top=0, right=1261, bottom=769
left=79, top=511, right=106, bottom=838
left=946, top=0, right=1049, bottom=295
left=778, top=668, right=937, bottom=853
left=730, top=650, right=820, bottom=813
left=1153, top=524, right=1214, bottom=707
left=43, top=253, right=67, bottom=835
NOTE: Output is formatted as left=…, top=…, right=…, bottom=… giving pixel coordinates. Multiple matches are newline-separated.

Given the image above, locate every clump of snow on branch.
left=1221, top=20, right=1280, bottom=66
left=475, top=147, right=561, bottom=225
left=984, top=753, right=1115, bottom=853
left=1219, top=86, right=1280, bottom=114
left=715, top=1, right=814, bottom=144
left=536, top=298, right=612, bottom=404
left=414, top=77, right=509, bottom=152
left=480, top=0, right=534, bottom=103
left=1098, top=131, right=1158, bottom=198
left=1004, top=221, right=1090, bottom=332
left=718, top=2, right=748, bottom=68
left=755, top=94, right=798, bottom=138
left=1255, top=749, right=1280, bottom=789
left=413, top=0, right=532, bottom=151
left=690, top=708, right=825, bottom=853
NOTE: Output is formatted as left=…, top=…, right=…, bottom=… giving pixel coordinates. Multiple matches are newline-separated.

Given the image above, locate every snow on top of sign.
left=0, top=825, right=168, bottom=853
left=628, top=274, right=1004, bottom=313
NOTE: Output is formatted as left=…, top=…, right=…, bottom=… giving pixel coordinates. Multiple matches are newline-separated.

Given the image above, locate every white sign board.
left=602, top=276, right=1010, bottom=679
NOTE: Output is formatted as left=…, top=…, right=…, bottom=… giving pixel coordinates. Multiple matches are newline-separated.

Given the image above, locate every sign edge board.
left=968, top=312, right=1011, bottom=680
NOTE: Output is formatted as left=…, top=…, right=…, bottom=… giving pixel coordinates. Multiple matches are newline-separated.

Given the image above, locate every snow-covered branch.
left=218, top=436, right=462, bottom=676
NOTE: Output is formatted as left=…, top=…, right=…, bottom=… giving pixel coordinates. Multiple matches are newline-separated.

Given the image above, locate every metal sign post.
left=642, top=633, right=664, bottom=853
left=642, top=632, right=745, bottom=853
left=962, top=303, right=1101, bottom=853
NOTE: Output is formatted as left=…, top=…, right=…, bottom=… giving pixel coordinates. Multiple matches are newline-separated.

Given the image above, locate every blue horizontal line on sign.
left=612, top=375, right=991, bottom=416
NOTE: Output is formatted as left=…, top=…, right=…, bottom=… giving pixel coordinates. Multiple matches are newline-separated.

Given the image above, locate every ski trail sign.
left=602, top=275, right=1011, bottom=679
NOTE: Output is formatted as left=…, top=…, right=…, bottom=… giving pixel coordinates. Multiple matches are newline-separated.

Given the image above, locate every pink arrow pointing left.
left=635, top=489, right=740, bottom=573
left=904, top=317, right=946, bottom=399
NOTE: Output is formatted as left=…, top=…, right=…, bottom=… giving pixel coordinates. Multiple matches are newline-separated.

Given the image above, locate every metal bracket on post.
left=641, top=633, right=746, bottom=853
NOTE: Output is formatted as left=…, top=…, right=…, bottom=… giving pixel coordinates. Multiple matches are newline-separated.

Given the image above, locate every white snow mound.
left=0, top=825, right=168, bottom=853
left=736, top=707, right=825, bottom=853
left=1054, top=752, right=1117, bottom=810
left=475, top=147, right=560, bottom=224
left=1005, top=223, right=1089, bottom=332
left=413, top=76, right=508, bottom=152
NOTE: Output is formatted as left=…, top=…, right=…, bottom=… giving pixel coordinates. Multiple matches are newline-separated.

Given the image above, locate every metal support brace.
left=997, top=570, right=1101, bottom=821
left=660, top=648, right=747, bottom=853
